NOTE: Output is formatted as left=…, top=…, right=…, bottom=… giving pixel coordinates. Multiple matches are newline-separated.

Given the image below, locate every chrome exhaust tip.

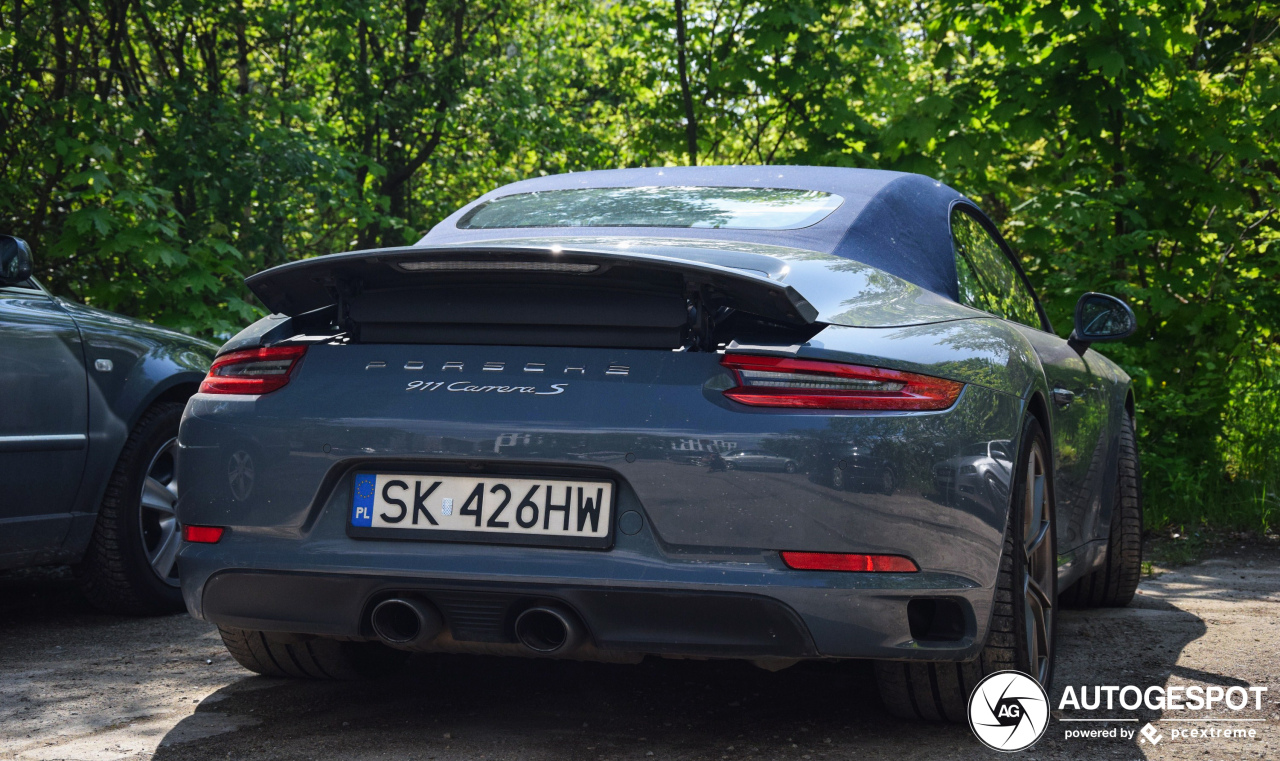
left=370, top=597, right=444, bottom=646
left=513, top=605, right=585, bottom=654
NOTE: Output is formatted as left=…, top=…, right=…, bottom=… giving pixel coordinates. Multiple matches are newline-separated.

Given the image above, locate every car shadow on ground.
left=8, top=561, right=1257, bottom=760
left=0, top=565, right=95, bottom=620
left=152, top=655, right=932, bottom=760
left=147, top=596, right=1213, bottom=760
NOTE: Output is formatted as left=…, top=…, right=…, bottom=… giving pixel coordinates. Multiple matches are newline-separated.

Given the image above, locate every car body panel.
left=53, top=300, right=217, bottom=563
left=1011, top=325, right=1111, bottom=553
left=0, top=285, right=217, bottom=570
left=0, top=284, right=89, bottom=566
left=178, top=343, right=1020, bottom=573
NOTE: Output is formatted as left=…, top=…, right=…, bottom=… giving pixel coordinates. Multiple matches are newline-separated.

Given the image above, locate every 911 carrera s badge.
left=405, top=380, right=567, bottom=395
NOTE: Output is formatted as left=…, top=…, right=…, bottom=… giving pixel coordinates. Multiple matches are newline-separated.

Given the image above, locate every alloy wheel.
left=1022, top=441, right=1054, bottom=682
left=138, top=437, right=181, bottom=587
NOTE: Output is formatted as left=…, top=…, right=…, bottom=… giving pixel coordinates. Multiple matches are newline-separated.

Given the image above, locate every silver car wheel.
left=1022, top=441, right=1053, bottom=683
left=138, top=437, right=181, bottom=587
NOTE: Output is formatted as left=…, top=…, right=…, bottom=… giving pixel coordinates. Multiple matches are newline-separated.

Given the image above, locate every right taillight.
left=199, top=345, right=307, bottom=395
left=721, top=353, right=963, bottom=411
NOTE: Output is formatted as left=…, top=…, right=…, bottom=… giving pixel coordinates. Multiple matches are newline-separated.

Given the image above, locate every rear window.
left=457, top=186, right=844, bottom=230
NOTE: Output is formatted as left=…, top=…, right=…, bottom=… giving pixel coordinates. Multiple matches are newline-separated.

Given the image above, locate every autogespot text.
left=1058, top=684, right=1268, bottom=711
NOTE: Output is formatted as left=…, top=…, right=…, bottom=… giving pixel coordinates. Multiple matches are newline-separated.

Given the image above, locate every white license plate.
left=349, top=472, right=615, bottom=548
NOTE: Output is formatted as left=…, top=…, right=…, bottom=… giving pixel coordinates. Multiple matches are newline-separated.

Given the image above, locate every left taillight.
left=199, top=345, right=307, bottom=395
left=721, top=353, right=963, bottom=411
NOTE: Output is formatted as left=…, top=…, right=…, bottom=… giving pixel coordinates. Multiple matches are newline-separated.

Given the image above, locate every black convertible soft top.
left=420, top=166, right=974, bottom=299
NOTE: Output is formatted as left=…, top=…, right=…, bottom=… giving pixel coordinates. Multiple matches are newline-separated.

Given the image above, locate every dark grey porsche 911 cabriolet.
left=175, top=167, right=1142, bottom=721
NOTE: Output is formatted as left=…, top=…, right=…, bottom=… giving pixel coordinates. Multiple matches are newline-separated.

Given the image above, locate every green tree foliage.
left=899, top=0, right=1280, bottom=530
left=1, top=0, right=1276, bottom=529
left=0, top=0, right=609, bottom=333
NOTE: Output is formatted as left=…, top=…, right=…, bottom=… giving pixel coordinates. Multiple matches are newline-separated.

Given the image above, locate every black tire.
left=1059, top=413, right=1142, bottom=608
left=74, top=402, right=186, bottom=615
left=218, top=627, right=408, bottom=679
left=874, top=416, right=1057, bottom=721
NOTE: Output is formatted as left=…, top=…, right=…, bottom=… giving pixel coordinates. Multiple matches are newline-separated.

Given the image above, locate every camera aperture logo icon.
left=968, top=670, right=1050, bottom=752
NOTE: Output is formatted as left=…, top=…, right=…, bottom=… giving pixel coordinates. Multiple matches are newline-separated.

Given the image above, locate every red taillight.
left=182, top=525, right=225, bottom=543
left=781, top=551, right=919, bottom=573
left=720, top=353, right=963, bottom=411
left=200, top=345, right=307, bottom=395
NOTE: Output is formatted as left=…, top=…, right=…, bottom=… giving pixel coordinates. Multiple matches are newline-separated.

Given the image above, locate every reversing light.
left=781, top=551, right=919, bottom=572
left=721, top=353, right=963, bottom=411
left=397, top=260, right=599, bottom=273
left=182, top=525, right=225, bottom=543
left=199, top=345, right=307, bottom=395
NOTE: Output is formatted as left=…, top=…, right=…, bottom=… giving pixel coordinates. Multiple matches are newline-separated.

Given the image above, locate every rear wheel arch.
left=125, top=378, right=201, bottom=433
left=1023, top=391, right=1057, bottom=529
left=1024, top=391, right=1052, bottom=458
left=1059, top=412, right=1142, bottom=608
left=874, top=414, right=1058, bottom=720
left=1022, top=390, right=1075, bottom=608
left=151, top=380, right=200, bottom=407
left=60, top=378, right=202, bottom=564
left=74, top=401, right=188, bottom=614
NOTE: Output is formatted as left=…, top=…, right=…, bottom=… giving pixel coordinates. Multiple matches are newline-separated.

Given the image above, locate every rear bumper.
left=180, top=535, right=991, bottom=661
left=198, top=570, right=818, bottom=657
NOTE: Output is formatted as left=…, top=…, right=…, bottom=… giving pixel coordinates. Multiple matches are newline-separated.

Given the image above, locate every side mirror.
left=0, top=235, right=33, bottom=286
left=1070, top=292, right=1136, bottom=350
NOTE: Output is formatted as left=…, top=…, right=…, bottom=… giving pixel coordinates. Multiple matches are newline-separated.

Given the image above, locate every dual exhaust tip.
left=512, top=605, right=585, bottom=654
left=370, top=597, right=444, bottom=646
left=370, top=597, right=584, bottom=655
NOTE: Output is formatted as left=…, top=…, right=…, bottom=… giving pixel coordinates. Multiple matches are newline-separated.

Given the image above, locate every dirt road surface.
left=2, top=548, right=1276, bottom=761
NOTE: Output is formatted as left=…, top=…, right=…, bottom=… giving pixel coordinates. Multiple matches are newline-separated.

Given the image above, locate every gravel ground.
left=1, top=546, right=1276, bottom=761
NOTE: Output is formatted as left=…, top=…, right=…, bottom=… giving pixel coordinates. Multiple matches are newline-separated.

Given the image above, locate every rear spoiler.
left=243, top=241, right=979, bottom=349
left=246, top=243, right=821, bottom=325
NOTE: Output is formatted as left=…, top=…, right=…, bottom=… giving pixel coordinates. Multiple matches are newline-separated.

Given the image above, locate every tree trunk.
left=235, top=0, right=250, bottom=96
left=674, top=0, right=698, bottom=166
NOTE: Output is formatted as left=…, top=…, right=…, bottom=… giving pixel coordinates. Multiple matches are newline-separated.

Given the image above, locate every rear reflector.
left=781, top=551, right=919, bottom=573
left=182, top=525, right=225, bottom=543
left=200, top=345, right=307, bottom=395
left=721, top=353, right=963, bottom=411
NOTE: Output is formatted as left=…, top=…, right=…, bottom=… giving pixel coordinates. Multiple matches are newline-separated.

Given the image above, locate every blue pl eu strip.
left=351, top=473, right=376, bottom=527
